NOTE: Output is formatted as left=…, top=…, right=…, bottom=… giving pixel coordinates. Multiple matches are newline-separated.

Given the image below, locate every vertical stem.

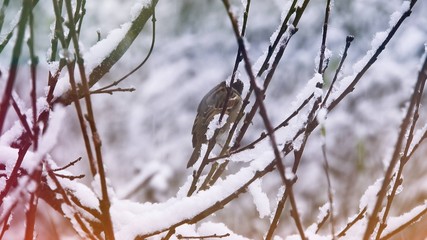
left=0, top=0, right=32, bottom=133
left=24, top=168, right=42, bottom=240
left=64, top=0, right=115, bottom=238
left=28, top=0, right=38, bottom=149
left=51, top=0, right=97, bottom=177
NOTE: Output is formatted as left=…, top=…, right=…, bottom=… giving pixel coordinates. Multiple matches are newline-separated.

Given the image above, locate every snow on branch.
left=55, top=0, right=158, bottom=105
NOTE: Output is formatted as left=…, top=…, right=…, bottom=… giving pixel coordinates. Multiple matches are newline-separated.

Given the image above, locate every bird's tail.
left=187, top=146, right=201, bottom=168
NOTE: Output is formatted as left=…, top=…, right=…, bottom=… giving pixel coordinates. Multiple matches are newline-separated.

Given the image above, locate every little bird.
left=187, top=80, right=244, bottom=168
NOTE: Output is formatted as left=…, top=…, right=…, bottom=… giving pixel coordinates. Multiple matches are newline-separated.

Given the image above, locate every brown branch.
left=177, top=233, right=230, bottom=239
left=51, top=0, right=97, bottom=176
left=64, top=0, right=114, bottom=238
left=328, top=0, right=417, bottom=112
left=376, top=43, right=427, bottom=240
left=379, top=205, right=427, bottom=240
left=53, top=157, right=82, bottom=171
left=322, top=35, right=354, bottom=107
left=55, top=0, right=158, bottom=105
left=45, top=163, right=100, bottom=239
left=363, top=6, right=424, bottom=236
left=55, top=173, right=85, bottom=180
left=232, top=0, right=309, bottom=150
left=95, top=7, right=156, bottom=95
left=0, top=143, right=31, bottom=205
left=317, top=0, right=331, bottom=74
left=24, top=167, right=42, bottom=240
left=90, top=87, right=136, bottom=95
left=0, top=0, right=32, bottom=133
left=337, top=207, right=367, bottom=237
left=222, top=1, right=306, bottom=238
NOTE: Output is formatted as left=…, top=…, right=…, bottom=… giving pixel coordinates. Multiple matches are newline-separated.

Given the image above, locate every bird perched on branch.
left=187, top=80, right=244, bottom=168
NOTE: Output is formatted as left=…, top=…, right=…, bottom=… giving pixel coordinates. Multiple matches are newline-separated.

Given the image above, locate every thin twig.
left=375, top=44, right=427, bottom=240
left=0, top=143, right=31, bottom=205
left=317, top=0, right=331, bottom=74
left=55, top=173, right=85, bottom=180
left=315, top=209, right=330, bottom=234
left=93, top=6, right=156, bottom=94
left=322, top=36, right=354, bottom=107
left=55, top=0, right=159, bottom=105
left=198, top=0, right=252, bottom=193
left=328, top=0, right=417, bottom=111
left=24, top=167, right=42, bottom=240
left=48, top=0, right=63, bottom=62
left=337, top=207, right=367, bottom=237
left=64, top=0, right=115, bottom=238
left=0, top=0, right=39, bottom=54
left=379, top=205, right=427, bottom=240
left=24, top=6, right=40, bottom=238
left=362, top=5, right=423, bottom=236
left=51, top=0, right=97, bottom=176
left=233, top=0, right=310, bottom=150
left=321, top=126, right=335, bottom=238
left=177, top=233, right=230, bottom=239
left=0, top=210, right=12, bottom=239
left=222, top=1, right=306, bottom=238
left=28, top=0, right=39, bottom=150
left=232, top=0, right=309, bottom=150
left=90, top=87, right=135, bottom=95
left=45, top=163, right=99, bottom=240
left=10, top=96, right=34, bottom=139
left=53, top=157, right=82, bottom=171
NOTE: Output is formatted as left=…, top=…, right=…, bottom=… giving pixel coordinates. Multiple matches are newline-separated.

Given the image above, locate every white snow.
left=317, top=202, right=330, bottom=223
left=112, top=154, right=276, bottom=238
left=359, top=177, right=383, bottom=214
left=195, top=221, right=250, bottom=240
left=409, top=123, right=427, bottom=154
left=248, top=178, right=271, bottom=218
left=382, top=201, right=427, bottom=236
left=130, top=0, right=151, bottom=21
left=83, top=23, right=131, bottom=74
left=1, top=0, right=427, bottom=239
left=206, top=114, right=228, bottom=141
left=317, top=108, right=328, bottom=125
left=329, top=0, right=414, bottom=104
left=389, top=1, right=410, bottom=27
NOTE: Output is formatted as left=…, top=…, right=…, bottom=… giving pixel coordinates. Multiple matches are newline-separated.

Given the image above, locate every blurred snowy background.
left=1, top=0, right=427, bottom=238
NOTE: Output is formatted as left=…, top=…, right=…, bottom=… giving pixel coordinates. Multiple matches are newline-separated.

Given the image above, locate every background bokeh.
left=1, top=0, right=427, bottom=238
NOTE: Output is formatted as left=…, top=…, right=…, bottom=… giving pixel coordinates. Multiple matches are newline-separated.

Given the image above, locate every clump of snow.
left=59, top=48, right=75, bottom=63
left=248, top=179, right=271, bottom=218
left=317, top=108, right=328, bottom=125
left=61, top=203, right=87, bottom=238
left=58, top=176, right=100, bottom=212
left=409, top=123, right=427, bottom=154
left=382, top=201, right=427, bottom=236
left=83, top=22, right=131, bottom=74
left=329, top=0, right=414, bottom=105
left=285, top=167, right=296, bottom=182
left=315, top=48, right=332, bottom=72
left=196, top=221, right=250, bottom=240
left=112, top=153, right=279, bottom=238
left=52, top=76, right=71, bottom=97
left=359, top=177, right=383, bottom=213
left=206, top=114, right=229, bottom=141
left=130, top=0, right=151, bottom=21
left=292, top=73, right=323, bottom=109
left=389, top=1, right=410, bottom=27
left=317, top=202, right=330, bottom=223
left=285, top=224, right=330, bottom=240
